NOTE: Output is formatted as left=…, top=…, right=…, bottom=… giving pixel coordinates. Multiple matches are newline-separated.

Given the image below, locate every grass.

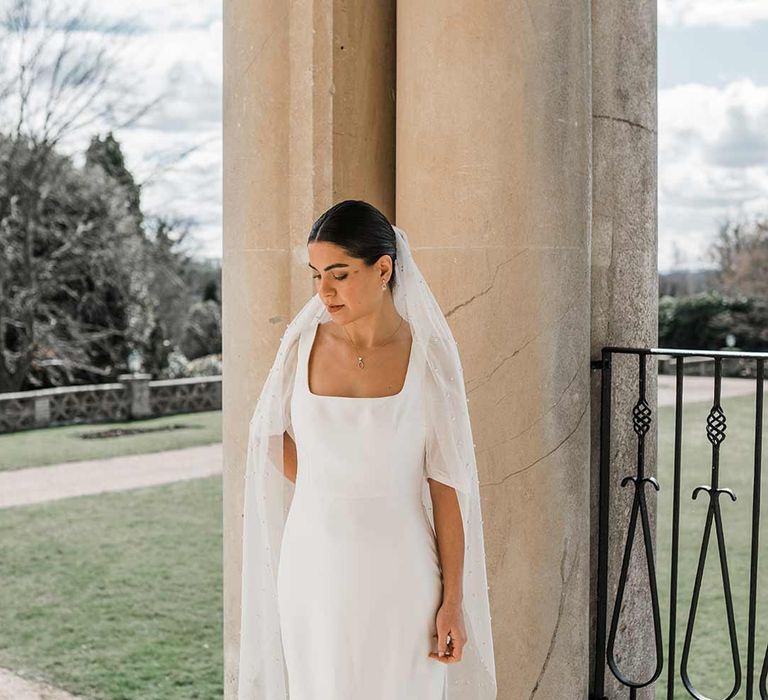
left=0, top=411, right=222, bottom=472
left=0, top=474, right=222, bottom=700
left=616, top=390, right=768, bottom=698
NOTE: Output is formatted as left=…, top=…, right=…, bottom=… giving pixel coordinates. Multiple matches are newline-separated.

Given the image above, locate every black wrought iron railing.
left=591, top=347, right=768, bottom=700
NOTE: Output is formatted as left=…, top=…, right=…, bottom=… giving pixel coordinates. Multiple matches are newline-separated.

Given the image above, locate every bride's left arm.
left=427, top=478, right=468, bottom=662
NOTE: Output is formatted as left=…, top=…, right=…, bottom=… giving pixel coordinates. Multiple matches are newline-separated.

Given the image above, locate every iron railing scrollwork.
left=590, top=347, right=768, bottom=700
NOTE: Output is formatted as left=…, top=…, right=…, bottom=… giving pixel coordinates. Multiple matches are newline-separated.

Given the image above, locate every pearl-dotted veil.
left=237, top=224, right=497, bottom=699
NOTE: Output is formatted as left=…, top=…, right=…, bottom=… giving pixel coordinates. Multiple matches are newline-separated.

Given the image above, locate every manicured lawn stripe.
left=0, top=411, right=222, bottom=472
left=0, top=474, right=222, bottom=700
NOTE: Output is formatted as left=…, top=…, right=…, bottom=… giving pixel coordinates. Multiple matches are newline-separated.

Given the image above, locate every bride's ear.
left=375, top=254, right=394, bottom=284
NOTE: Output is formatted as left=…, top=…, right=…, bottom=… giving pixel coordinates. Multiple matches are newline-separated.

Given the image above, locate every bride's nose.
left=318, top=275, right=336, bottom=298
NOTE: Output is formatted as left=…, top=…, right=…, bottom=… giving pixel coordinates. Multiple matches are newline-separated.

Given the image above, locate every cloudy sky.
left=0, top=0, right=223, bottom=263
left=93, top=1, right=223, bottom=263
left=2, top=1, right=765, bottom=270
left=658, top=0, right=768, bottom=272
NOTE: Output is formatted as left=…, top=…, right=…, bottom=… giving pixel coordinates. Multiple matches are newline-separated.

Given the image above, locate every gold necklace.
left=342, top=317, right=404, bottom=369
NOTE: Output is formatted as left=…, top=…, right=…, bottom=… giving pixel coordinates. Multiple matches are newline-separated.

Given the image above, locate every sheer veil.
left=237, top=224, right=497, bottom=699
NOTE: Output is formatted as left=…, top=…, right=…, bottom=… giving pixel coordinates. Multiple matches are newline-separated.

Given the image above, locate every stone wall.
left=0, top=375, right=222, bottom=434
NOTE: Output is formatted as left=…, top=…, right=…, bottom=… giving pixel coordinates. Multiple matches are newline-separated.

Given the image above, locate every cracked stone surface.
left=591, top=0, right=658, bottom=696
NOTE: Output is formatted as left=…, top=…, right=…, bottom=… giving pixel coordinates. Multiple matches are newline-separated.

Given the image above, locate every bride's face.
left=307, top=241, right=391, bottom=322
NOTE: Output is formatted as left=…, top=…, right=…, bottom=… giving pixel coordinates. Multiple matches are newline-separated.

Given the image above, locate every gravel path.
left=0, top=666, right=86, bottom=700
left=657, top=373, right=765, bottom=407
left=0, top=443, right=222, bottom=510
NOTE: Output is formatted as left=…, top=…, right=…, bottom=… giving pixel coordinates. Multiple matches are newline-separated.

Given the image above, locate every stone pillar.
left=224, top=0, right=657, bottom=696
left=396, top=1, right=593, bottom=696
left=222, top=1, right=395, bottom=695
left=33, top=395, right=50, bottom=428
left=590, top=2, right=658, bottom=698
left=118, top=373, right=152, bottom=419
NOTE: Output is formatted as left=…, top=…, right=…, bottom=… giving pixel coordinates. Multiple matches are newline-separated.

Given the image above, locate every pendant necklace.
left=342, top=317, right=404, bottom=369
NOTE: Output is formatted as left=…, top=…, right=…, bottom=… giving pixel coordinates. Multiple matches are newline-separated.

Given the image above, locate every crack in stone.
left=529, top=538, right=580, bottom=698
left=593, top=113, right=656, bottom=136
left=494, top=347, right=583, bottom=410
left=445, top=250, right=525, bottom=319
left=484, top=355, right=587, bottom=458
left=468, top=294, right=579, bottom=397
left=468, top=348, right=521, bottom=397
left=481, top=398, right=589, bottom=488
left=244, top=4, right=292, bottom=76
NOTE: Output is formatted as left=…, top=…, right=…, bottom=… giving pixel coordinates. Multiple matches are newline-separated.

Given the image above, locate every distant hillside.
left=659, top=268, right=720, bottom=298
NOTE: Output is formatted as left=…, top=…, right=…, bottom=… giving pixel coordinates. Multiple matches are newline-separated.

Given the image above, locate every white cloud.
left=659, top=0, right=768, bottom=28
left=658, top=78, right=768, bottom=271
left=85, top=0, right=220, bottom=33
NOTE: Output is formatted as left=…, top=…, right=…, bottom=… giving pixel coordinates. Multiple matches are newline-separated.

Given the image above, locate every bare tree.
left=0, top=0, right=167, bottom=391
left=708, top=214, right=768, bottom=299
left=0, top=0, right=221, bottom=392
left=0, top=0, right=211, bottom=193
left=0, top=136, right=154, bottom=391
left=0, top=0, right=168, bottom=148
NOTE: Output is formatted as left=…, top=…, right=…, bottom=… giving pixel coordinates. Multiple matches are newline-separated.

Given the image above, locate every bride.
left=237, top=200, right=497, bottom=699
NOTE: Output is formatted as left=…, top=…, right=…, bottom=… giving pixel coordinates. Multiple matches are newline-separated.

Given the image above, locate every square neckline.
left=305, top=320, right=416, bottom=400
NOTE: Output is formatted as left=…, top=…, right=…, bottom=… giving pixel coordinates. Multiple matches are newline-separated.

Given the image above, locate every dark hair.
left=307, top=200, right=398, bottom=290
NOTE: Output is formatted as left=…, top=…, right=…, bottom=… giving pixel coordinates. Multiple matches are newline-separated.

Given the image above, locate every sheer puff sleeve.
left=425, top=407, right=463, bottom=490
left=422, top=354, right=472, bottom=494
left=418, top=339, right=497, bottom=699
left=281, top=336, right=298, bottom=443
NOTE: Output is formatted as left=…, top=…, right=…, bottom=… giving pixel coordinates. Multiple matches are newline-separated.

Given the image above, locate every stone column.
left=118, top=373, right=152, bottom=419
left=396, top=1, right=593, bottom=696
left=590, top=2, right=658, bottom=698
left=33, top=395, right=50, bottom=428
left=222, top=1, right=395, bottom=696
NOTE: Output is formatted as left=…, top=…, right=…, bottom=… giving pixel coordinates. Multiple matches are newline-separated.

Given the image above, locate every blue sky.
left=2, top=1, right=766, bottom=272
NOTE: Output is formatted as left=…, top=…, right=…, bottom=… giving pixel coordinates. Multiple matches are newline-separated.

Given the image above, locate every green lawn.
left=649, top=392, right=768, bottom=697
left=0, top=475, right=222, bottom=700
left=0, top=411, right=222, bottom=472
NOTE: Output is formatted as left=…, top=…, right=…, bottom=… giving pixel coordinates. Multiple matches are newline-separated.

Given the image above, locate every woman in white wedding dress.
left=238, top=200, right=497, bottom=700
left=280, top=309, right=453, bottom=698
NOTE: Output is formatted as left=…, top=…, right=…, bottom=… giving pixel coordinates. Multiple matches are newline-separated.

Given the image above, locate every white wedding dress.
left=276, top=320, right=448, bottom=699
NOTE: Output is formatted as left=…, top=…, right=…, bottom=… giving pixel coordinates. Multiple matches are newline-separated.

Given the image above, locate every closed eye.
left=313, top=273, right=348, bottom=281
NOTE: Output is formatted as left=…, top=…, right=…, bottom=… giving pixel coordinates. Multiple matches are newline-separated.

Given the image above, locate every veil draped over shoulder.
left=237, top=224, right=497, bottom=699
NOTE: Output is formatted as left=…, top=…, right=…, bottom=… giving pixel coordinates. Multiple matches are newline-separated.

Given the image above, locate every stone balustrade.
left=0, top=375, right=222, bottom=434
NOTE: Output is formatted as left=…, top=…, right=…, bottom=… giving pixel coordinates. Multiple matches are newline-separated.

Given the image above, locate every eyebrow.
left=307, top=262, right=350, bottom=272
